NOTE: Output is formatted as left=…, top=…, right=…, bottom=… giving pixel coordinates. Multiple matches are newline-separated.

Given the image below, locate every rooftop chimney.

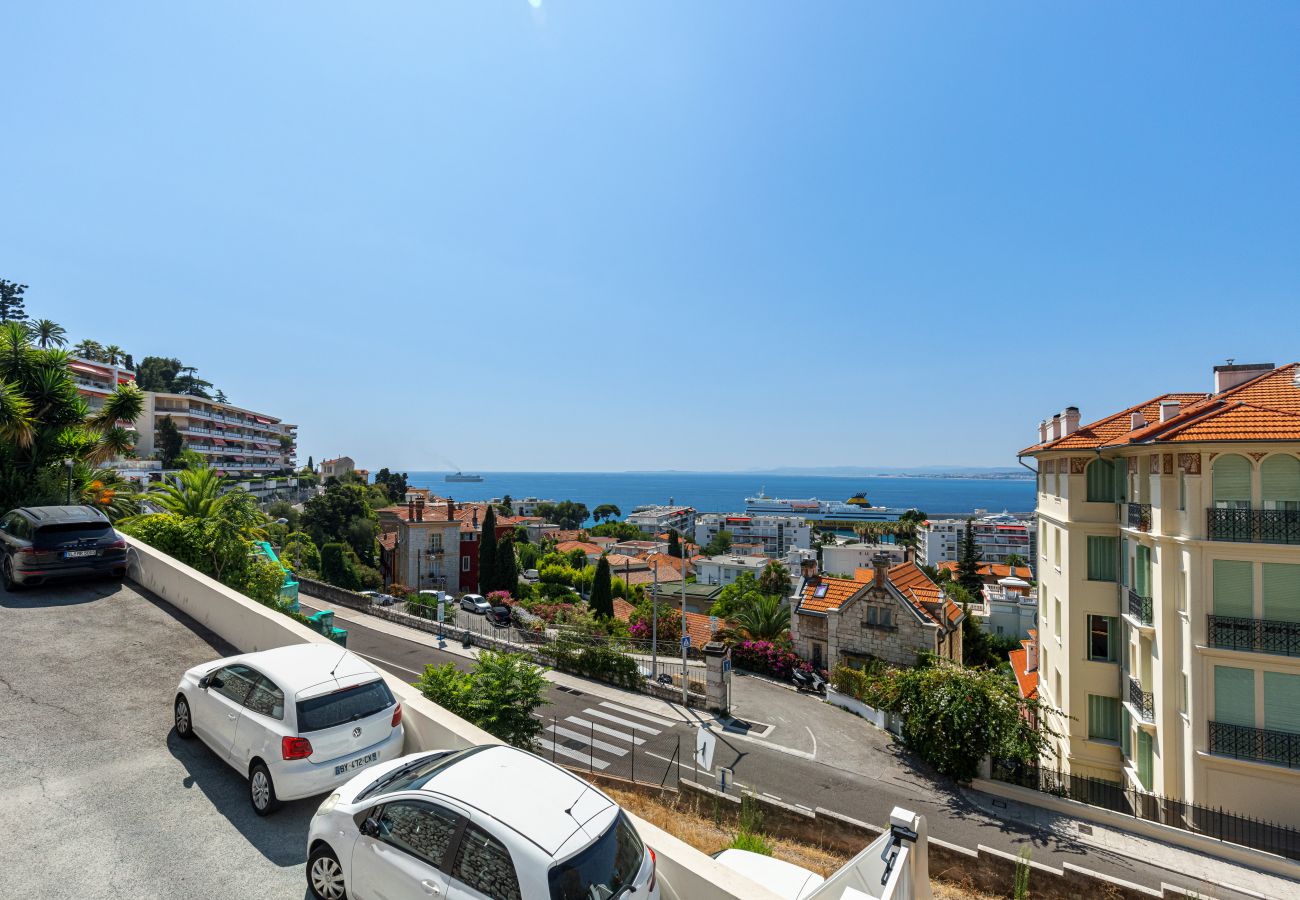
left=1050, top=414, right=1062, bottom=440
left=407, top=500, right=416, bottom=520
left=446, top=498, right=455, bottom=521
left=1027, top=631, right=1038, bottom=672
left=1214, top=362, right=1274, bottom=394
left=1062, top=407, right=1080, bottom=436
left=872, top=552, right=892, bottom=590
left=415, top=497, right=425, bottom=522
left=1130, top=411, right=1147, bottom=430
left=1160, top=400, right=1180, bottom=422
left=472, top=508, right=478, bottom=529
left=800, top=557, right=817, bottom=581
left=1038, top=420, right=1048, bottom=443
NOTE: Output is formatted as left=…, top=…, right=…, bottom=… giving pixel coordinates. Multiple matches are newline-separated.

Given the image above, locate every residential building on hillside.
left=695, top=513, right=811, bottom=557
left=487, top=496, right=555, bottom=517
left=919, top=514, right=1038, bottom=571
left=1022, top=361, right=1300, bottom=827
left=70, top=356, right=136, bottom=417
left=377, top=497, right=463, bottom=592
left=319, top=456, right=356, bottom=481
left=625, top=504, right=696, bottom=537
left=972, top=576, right=1038, bottom=640
left=643, top=580, right=724, bottom=617
left=695, top=554, right=770, bottom=587
left=823, top=542, right=908, bottom=576
left=133, top=392, right=297, bottom=479
left=936, top=560, right=1035, bottom=585
left=790, top=555, right=964, bottom=670
left=381, top=496, right=525, bottom=592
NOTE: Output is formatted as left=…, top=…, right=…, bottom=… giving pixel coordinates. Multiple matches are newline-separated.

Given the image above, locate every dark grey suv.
left=0, top=506, right=129, bottom=591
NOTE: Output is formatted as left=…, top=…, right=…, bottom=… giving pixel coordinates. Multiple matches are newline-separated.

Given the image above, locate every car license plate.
left=65, top=549, right=96, bottom=558
left=335, top=752, right=379, bottom=776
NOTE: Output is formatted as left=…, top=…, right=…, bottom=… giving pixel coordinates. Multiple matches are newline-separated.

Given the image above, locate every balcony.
left=1127, top=503, right=1152, bottom=532
left=1206, top=507, right=1300, bottom=545
left=1128, top=675, right=1154, bottom=722
left=1209, top=720, right=1300, bottom=770
left=1207, top=614, right=1300, bottom=658
left=1127, top=588, right=1153, bottom=627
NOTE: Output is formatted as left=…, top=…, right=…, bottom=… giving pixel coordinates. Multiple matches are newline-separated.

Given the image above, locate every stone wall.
left=829, top=580, right=935, bottom=668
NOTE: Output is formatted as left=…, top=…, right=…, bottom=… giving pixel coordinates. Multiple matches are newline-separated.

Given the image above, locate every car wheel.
left=174, top=695, right=195, bottom=740
left=249, top=762, right=280, bottom=816
left=2, top=556, right=23, bottom=592
left=308, top=844, right=348, bottom=900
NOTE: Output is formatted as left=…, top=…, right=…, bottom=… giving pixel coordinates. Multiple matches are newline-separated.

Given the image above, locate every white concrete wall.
left=124, top=536, right=781, bottom=900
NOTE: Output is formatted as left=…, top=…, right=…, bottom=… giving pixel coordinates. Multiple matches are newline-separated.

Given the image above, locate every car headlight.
left=315, top=792, right=340, bottom=817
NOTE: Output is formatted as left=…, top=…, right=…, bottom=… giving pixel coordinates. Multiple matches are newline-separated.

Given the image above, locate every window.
left=212, top=664, right=257, bottom=706
left=1212, top=559, right=1253, bottom=618
left=1135, top=545, right=1151, bottom=598
left=548, top=812, right=645, bottom=900
left=1180, top=674, right=1188, bottom=715
left=1086, top=459, right=1118, bottom=502
left=452, top=823, right=521, bottom=900
left=1088, top=695, right=1121, bottom=742
left=1261, top=455, right=1300, bottom=511
left=375, top=800, right=461, bottom=869
left=1053, top=528, right=1061, bottom=568
left=1087, top=615, right=1118, bottom=662
left=1087, top=536, right=1118, bottom=581
left=1121, top=708, right=1132, bottom=758
left=244, top=675, right=284, bottom=719
left=462, top=555, right=472, bottom=572
left=1264, top=672, right=1300, bottom=735
left=1178, top=471, right=1187, bottom=511
left=1212, top=454, right=1252, bottom=509
left=1136, top=730, right=1153, bottom=791
left=1054, top=598, right=1062, bottom=638
left=1214, top=666, right=1255, bottom=727
left=296, top=679, right=395, bottom=733
left=1263, top=563, right=1300, bottom=623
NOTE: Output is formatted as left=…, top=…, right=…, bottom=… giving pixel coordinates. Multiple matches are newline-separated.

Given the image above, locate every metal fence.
left=992, top=761, right=1300, bottom=861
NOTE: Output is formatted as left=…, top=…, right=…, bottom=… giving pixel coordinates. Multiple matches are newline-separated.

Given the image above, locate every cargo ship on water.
left=744, top=490, right=906, bottom=527
left=445, top=471, right=484, bottom=483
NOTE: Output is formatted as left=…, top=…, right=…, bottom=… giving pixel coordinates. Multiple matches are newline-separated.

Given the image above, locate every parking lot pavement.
left=0, top=579, right=313, bottom=900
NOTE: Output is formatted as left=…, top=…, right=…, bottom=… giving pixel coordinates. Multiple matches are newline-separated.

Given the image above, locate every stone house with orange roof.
left=790, top=554, right=964, bottom=671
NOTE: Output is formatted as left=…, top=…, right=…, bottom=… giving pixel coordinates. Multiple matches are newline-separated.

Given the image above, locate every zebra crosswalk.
left=536, top=700, right=680, bottom=771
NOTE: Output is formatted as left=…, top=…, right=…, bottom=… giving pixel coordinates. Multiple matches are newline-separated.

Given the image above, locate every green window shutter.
left=1136, top=730, right=1153, bottom=791
left=1087, top=536, right=1117, bottom=581
left=1087, top=460, right=1116, bottom=502
left=1214, top=665, right=1256, bottom=728
left=1135, top=545, right=1151, bottom=597
left=1213, top=559, right=1254, bottom=618
left=1088, top=695, right=1120, bottom=741
left=1263, top=672, right=1300, bottom=735
left=1119, top=538, right=1128, bottom=587
left=1213, top=454, right=1252, bottom=506
left=1121, top=708, right=1131, bottom=758
left=1263, top=563, right=1300, bottom=623
left=1261, top=455, right=1300, bottom=507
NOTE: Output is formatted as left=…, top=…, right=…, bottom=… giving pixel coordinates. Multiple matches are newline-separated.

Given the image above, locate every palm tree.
left=89, top=382, right=144, bottom=431
left=102, top=345, right=124, bottom=366
left=143, top=466, right=228, bottom=518
left=88, top=425, right=136, bottom=464
left=27, top=319, right=66, bottom=349
left=733, top=593, right=792, bottom=642
left=81, top=468, right=139, bottom=521
left=72, top=339, right=103, bottom=361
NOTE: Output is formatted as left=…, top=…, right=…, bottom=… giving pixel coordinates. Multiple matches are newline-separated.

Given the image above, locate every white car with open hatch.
left=306, top=744, right=660, bottom=900
left=173, top=644, right=405, bottom=815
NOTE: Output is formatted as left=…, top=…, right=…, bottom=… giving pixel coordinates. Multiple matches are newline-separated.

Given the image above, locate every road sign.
left=695, top=726, right=716, bottom=772
left=718, top=766, right=733, bottom=792
left=681, top=635, right=691, bottom=649
left=722, top=658, right=731, bottom=674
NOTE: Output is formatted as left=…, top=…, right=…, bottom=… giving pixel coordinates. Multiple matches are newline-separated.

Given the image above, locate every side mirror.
left=198, top=676, right=211, bottom=689
left=361, top=816, right=381, bottom=838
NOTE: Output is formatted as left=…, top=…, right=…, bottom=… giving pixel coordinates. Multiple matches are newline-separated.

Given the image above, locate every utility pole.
left=681, top=564, right=689, bottom=705
left=651, top=562, right=658, bottom=678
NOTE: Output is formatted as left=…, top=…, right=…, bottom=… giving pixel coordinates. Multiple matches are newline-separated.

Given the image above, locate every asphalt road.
left=302, top=595, right=1289, bottom=900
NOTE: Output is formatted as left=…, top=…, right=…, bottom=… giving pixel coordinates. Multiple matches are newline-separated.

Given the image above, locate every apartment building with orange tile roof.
left=1022, top=362, right=1300, bottom=827
left=789, top=554, right=962, bottom=671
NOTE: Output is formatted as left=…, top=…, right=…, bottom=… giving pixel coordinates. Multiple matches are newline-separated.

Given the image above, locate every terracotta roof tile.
left=798, top=577, right=864, bottom=614
left=1009, top=647, right=1038, bottom=700
left=798, top=562, right=959, bottom=628
left=611, top=597, right=718, bottom=646
left=555, top=540, right=602, bottom=556
left=936, top=561, right=1033, bottom=581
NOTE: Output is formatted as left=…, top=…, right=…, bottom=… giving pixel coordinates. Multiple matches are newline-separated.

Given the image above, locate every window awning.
left=69, top=361, right=108, bottom=376
left=233, top=456, right=245, bottom=461
left=254, top=416, right=272, bottom=425
left=212, top=438, right=226, bottom=445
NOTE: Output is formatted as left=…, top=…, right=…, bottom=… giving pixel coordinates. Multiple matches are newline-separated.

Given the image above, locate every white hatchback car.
left=307, top=745, right=659, bottom=900
left=174, top=644, right=406, bottom=815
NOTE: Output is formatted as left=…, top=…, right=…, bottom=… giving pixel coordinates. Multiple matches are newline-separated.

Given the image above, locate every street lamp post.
left=64, top=458, right=75, bottom=505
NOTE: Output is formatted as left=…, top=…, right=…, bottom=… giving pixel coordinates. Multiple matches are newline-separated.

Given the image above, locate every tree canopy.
left=478, top=505, right=498, bottom=593
left=535, top=500, right=589, bottom=530
left=590, top=555, right=614, bottom=618
left=703, top=529, right=732, bottom=557
left=0, top=280, right=27, bottom=322
left=592, top=503, right=621, bottom=523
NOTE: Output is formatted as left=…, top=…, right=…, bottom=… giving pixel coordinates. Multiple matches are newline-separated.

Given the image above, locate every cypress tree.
left=494, top=534, right=519, bottom=598
left=667, top=529, right=682, bottom=558
left=590, top=554, right=614, bottom=618
left=956, top=519, right=984, bottom=600
left=478, top=505, right=498, bottom=594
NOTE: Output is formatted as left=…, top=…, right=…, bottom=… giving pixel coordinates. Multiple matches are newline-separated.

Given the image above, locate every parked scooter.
left=792, top=668, right=826, bottom=695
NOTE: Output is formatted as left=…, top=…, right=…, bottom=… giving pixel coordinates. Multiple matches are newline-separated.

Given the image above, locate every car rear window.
left=34, top=522, right=111, bottom=545
left=295, top=679, right=395, bottom=732
left=548, top=812, right=644, bottom=900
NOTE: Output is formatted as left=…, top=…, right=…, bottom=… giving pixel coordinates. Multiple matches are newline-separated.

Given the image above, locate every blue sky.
left=4, top=2, right=1298, bottom=472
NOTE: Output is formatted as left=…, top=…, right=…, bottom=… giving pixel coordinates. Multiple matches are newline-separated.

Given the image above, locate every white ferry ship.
left=744, top=491, right=905, bottom=526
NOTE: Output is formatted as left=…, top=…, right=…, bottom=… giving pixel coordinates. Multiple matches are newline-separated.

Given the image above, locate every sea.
left=404, top=472, right=1035, bottom=523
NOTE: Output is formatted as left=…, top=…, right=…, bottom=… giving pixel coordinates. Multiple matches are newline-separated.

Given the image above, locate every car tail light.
left=106, top=538, right=126, bottom=550
left=647, top=846, right=656, bottom=891
left=282, top=736, right=313, bottom=760
left=391, top=703, right=403, bottom=727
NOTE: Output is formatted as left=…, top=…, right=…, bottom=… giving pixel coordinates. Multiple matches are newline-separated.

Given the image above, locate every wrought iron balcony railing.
left=1127, top=503, right=1152, bottom=532
left=1127, top=588, right=1153, bottom=627
left=1128, top=675, right=1155, bottom=721
left=1208, top=614, right=1300, bottom=658
left=1207, top=507, right=1300, bottom=545
left=1209, top=720, right=1300, bottom=769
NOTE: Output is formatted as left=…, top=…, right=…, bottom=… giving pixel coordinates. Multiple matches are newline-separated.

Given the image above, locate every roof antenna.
left=329, top=647, right=350, bottom=679
left=1226, top=358, right=1235, bottom=366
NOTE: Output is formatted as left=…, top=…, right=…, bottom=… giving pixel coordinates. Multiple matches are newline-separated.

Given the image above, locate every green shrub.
left=416, top=651, right=548, bottom=749
left=725, top=830, right=773, bottom=855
